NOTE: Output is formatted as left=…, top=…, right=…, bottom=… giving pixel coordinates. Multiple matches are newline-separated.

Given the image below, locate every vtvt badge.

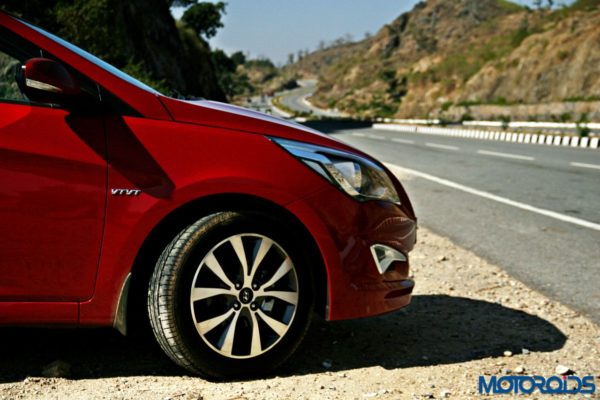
left=111, top=188, right=142, bottom=196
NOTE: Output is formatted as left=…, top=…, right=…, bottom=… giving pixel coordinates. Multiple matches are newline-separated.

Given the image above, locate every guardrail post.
left=580, top=137, right=590, bottom=148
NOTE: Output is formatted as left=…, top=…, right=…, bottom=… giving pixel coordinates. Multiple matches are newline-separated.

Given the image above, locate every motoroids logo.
left=479, top=375, right=596, bottom=395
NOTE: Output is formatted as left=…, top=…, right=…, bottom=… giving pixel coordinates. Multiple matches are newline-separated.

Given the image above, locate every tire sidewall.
left=170, top=211, right=314, bottom=378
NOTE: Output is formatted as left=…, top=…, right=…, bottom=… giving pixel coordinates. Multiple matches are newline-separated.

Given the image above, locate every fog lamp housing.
left=370, top=244, right=407, bottom=274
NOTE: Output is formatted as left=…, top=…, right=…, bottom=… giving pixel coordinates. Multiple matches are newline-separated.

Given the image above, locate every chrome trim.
left=370, top=244, right=407, bottom=274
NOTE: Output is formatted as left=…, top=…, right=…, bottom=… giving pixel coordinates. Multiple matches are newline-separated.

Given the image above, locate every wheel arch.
left=124, top=193, right=328, bottom=335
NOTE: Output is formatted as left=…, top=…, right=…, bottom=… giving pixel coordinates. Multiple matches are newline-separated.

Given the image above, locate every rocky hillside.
left=283, top=0, right=600, bottom=121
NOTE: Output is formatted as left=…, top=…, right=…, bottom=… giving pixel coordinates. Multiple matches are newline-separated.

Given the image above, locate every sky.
left=172, top=0, right=573, bottom=65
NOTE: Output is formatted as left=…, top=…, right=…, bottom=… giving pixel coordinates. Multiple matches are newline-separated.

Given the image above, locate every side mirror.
left=18, top=58, right=81, bottom=105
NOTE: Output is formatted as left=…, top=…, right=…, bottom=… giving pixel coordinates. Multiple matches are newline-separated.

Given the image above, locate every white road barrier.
left=372, top=123, right=599, bottom=149
left=463, top=120, right=600, bottom=130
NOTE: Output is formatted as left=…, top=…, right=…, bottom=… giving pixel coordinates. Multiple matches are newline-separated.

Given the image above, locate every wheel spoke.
left=257, top=309, right=288, bottom=336
left=197, top=308, right=235, bottom=333
left=191, top=287, right=235, bottom=301
left=190, top=233, right=299, bottom=359
left=204, top=252, right=234, bottom=288
left=249, top=311, right=262, bottom=356
left=220, top=311, right=241, bottom=356
left=261, top=257, right=292, bottom=290
left=230, top=236, right=249, bottom=285
left=249, top=237, right=273, bottom=280
left=258, top=290, right=298, bottom=305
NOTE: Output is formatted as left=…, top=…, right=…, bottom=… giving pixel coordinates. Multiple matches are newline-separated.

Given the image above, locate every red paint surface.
left=0, top=12, right=416, bottom=327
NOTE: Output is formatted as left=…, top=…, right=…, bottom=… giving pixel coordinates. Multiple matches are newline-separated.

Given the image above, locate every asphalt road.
left=277, top=80, right=343, bottom=118
left=330, top=126, right=600, bottom=324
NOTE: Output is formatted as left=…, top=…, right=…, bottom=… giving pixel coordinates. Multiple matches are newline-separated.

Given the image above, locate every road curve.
left=277, top=80, right=343, bottom=118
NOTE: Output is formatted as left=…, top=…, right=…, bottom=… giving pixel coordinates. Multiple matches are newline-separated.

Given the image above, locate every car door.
left=0, top=26, right=107, bottom=301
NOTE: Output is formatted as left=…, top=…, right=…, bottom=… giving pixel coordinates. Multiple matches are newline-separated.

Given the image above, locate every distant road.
left=330, top=125, right=600, bottom=324
left=242, top=95, right=292, bottom=119
left=277, top=80, right=344, bottom=118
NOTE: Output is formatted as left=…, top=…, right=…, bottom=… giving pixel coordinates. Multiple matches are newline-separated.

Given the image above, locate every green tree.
left=182, top=1, right=226, bottom=39
left=210, top=49, right=252, bottom=98
left=170, top=0, right=196, bottom=6
left=4, top=0, right=225, bottom=100
left=230, top=51, right=246, bottom=66
left=211, top=49, right=236, bottom=73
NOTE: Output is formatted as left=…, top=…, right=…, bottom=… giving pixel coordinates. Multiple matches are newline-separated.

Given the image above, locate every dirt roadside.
left=0, top=227, right=598, bottom=399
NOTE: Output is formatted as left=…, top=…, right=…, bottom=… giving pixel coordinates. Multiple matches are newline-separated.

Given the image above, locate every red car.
left=0, top=12, right=417, bottom=378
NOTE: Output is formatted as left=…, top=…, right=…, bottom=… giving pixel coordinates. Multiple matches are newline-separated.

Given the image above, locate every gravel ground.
left=0, top=227, right=598, bottom=399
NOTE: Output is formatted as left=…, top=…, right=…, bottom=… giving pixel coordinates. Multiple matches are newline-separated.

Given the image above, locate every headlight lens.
left=272, top=138, right=400, bottom=203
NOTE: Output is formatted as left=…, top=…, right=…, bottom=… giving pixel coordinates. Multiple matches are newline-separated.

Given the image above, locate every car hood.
left=158, top=96, right=356, bottom=151
left=158, top=96, right=415, bottom=217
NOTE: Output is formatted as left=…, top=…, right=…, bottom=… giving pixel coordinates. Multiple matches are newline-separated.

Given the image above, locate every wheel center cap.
left=239, top=288, right=254, bottom=304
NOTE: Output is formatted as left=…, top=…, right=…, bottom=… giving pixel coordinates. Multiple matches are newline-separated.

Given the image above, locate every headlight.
left=272, top=138, right=400, bottom=204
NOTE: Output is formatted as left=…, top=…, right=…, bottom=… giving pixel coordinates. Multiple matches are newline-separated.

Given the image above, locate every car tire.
left=148, top=211, right=314, bottom=379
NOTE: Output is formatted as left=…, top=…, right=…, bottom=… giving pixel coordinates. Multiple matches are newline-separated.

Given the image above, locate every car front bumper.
left=286, top=182, right=417, bottom=321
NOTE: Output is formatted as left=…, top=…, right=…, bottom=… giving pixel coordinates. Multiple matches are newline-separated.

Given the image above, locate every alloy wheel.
left=190, top=233, right=299, bottom=359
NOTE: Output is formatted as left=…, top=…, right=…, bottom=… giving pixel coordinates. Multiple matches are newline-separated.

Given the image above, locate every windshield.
left=23, top=20, right=161, bottom=95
